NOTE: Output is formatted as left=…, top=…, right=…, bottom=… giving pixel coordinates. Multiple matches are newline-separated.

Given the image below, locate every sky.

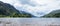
left=0, top=0, right=60, bottom=17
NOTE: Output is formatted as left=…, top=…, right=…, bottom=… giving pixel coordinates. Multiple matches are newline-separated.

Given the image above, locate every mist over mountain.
left=0, top=1, right=34, bottom=18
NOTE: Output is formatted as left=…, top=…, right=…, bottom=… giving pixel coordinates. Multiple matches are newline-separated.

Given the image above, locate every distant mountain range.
left=0, top=1, right=34, bottom=18
left=42, top=9, right=60, bottom=18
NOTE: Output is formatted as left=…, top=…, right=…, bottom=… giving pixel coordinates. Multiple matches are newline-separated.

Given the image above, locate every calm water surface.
left=0, top=18, right=60, bottom=26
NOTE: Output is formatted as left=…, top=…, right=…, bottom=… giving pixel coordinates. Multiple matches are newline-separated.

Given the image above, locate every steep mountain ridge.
left=0, top=1, right=33, bottom=18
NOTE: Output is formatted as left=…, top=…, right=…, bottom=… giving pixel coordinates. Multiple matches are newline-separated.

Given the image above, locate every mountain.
left=42, top=9, right=60, bottom=18
left=0, top=1, right=34, bottom=18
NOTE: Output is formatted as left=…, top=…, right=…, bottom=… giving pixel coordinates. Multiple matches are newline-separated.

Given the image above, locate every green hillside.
left=42, top=9, right=60, bottom=18
left=0, top=1, right=34, bottom=18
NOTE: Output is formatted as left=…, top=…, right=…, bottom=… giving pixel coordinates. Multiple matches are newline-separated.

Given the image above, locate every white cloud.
left=14, top=3, right=23, bottom=7
left=20, top=0, right=60, bottom=17
left=0, top=0, right=20, bottom=5
left=0, top=0, right=60, bottom=17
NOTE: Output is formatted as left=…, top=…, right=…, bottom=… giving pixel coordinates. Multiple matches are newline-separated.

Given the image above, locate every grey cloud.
left=56, top=0, right=60, bottom=1
left=20, top=0, right=30, bottom=4
left=19, top=0, right=36, bottom=7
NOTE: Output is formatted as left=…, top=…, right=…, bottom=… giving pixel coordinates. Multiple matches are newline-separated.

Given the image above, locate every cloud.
left=0, top=0, right=60, bottom=17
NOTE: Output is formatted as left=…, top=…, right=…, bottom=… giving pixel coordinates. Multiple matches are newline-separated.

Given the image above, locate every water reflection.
left=0, top=18, right=60, bottom=26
